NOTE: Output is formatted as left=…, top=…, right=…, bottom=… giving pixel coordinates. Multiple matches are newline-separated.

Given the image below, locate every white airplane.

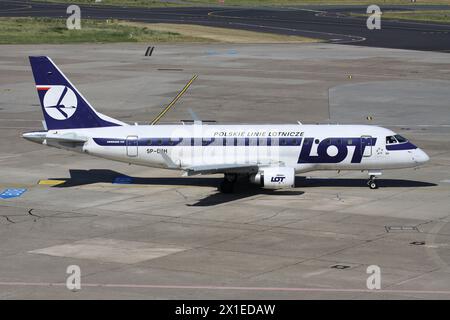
left=23, top=56, right=429, bottom=193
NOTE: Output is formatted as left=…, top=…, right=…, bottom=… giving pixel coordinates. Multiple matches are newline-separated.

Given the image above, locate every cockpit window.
left=394, top=135, right=408, bottom=143
left=386, top=136, right=397, bottom=144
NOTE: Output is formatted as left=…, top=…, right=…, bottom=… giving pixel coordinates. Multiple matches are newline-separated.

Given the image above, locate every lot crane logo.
left=42, top=85, right=78, bottom=120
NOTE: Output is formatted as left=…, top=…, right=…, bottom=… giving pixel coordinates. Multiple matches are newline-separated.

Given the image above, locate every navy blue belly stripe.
left=386, top=142, right=417, bottom=151
left=93, top=137, right=304, bottom=147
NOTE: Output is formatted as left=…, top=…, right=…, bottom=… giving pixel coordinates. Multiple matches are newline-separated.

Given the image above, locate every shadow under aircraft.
left=46, top=169, right=436, bottom=206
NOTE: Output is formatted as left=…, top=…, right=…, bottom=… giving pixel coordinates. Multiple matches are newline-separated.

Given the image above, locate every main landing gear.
left=219, top=174, right=237, bottom=194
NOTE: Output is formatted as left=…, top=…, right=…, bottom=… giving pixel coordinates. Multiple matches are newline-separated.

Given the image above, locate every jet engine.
left=249, top=167, right=295, bottom=189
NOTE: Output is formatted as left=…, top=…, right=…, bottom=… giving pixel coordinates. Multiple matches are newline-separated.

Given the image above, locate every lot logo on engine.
left=271, top=175, right=286, bottom=183
left=42, top=85, right=78, bottom=120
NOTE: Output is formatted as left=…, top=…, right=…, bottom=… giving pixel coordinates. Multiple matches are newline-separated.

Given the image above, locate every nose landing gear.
left=367, top=171, right=382, bottom=189
left=368, top=176, right=378, bottom=189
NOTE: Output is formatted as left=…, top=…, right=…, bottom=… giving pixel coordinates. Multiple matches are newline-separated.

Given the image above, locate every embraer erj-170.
left=23, top=57, right=429, bottom=193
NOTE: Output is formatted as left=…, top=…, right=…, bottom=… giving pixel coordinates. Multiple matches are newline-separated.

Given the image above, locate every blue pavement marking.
left=113, top=176, right=133, bottom=184
left=0, top=188, right=27, bottom=199
left=206, top=50, right=237, bottom=56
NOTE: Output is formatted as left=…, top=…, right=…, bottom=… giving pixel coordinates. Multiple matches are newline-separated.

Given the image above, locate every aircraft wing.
left=183, top=163, right=259, bottom=176
left=160, top=153, right=259, bottom=175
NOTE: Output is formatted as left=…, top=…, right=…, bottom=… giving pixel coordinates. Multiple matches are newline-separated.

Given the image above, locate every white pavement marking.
left=0, top=281, right=450, bottom=295
left=29, top=238, right=188, bottom=264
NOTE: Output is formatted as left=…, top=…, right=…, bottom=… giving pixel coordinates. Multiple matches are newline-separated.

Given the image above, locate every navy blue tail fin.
left=29, top=56, right=126, bottom=130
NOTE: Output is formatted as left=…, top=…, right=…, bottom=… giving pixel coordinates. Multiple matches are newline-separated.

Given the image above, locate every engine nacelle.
left=250, top=167, right=295, bottom=189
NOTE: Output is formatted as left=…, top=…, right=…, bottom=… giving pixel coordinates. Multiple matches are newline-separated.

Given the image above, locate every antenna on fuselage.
left=150, top=74, right=198, bottom=125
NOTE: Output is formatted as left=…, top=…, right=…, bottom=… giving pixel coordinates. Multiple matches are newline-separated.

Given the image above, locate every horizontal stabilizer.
left=46, top=133, right=88, bottom=143
left=22, top=131, right=87, bottom=144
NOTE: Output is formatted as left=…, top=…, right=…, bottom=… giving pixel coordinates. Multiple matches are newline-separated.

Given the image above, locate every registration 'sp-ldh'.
left=23, top=56, right=429, bottom=193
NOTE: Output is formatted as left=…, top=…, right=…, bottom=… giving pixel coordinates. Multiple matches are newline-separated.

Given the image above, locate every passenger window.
left=394, top=135, right=408, bottom=143
left=386, top=136, right=397, bottom=144
left=147, top=139, right=152, bottom=146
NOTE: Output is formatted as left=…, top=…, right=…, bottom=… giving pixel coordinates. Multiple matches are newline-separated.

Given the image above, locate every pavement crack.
left=385, top=267, right=441, bottom=289
left=28, top=208, right=41, bottom=219
left=247, top=208, right=288, bottom=224
left=174, top=189, right=189, bottom=201
left=2, top=215, right=15, bottom=224
left=246, top=234, right=388, bottom=280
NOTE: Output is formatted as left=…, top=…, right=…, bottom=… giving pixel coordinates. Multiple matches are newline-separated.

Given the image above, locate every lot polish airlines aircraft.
left=23, top=56, right=429, bottom=193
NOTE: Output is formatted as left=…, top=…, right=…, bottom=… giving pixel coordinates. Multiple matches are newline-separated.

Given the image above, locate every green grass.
left=380, top=10, right=450, bottom=23
left=350, top=9, right=450, bottom=24
left=192, top=0, right=450, bottom=5
left=34, top=0, right=450, bottom=7
left=0, top=17, right=207, bottom=44
left=34, top=0, right=184, bottom=7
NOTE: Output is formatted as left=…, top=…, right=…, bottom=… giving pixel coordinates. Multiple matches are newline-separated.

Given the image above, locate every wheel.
left=219, top=180, right=234, bottom=193
left=369, top=180, right=378, bottom=189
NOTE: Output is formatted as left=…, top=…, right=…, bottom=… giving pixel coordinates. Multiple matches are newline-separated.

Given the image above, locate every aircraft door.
left=361, top=135, right=373, bottom=157
left=126, top=135, right=138, bottom=157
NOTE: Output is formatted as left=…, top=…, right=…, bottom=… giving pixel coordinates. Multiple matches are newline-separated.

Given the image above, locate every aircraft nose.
left=414, top=148, right=430, bottom=164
